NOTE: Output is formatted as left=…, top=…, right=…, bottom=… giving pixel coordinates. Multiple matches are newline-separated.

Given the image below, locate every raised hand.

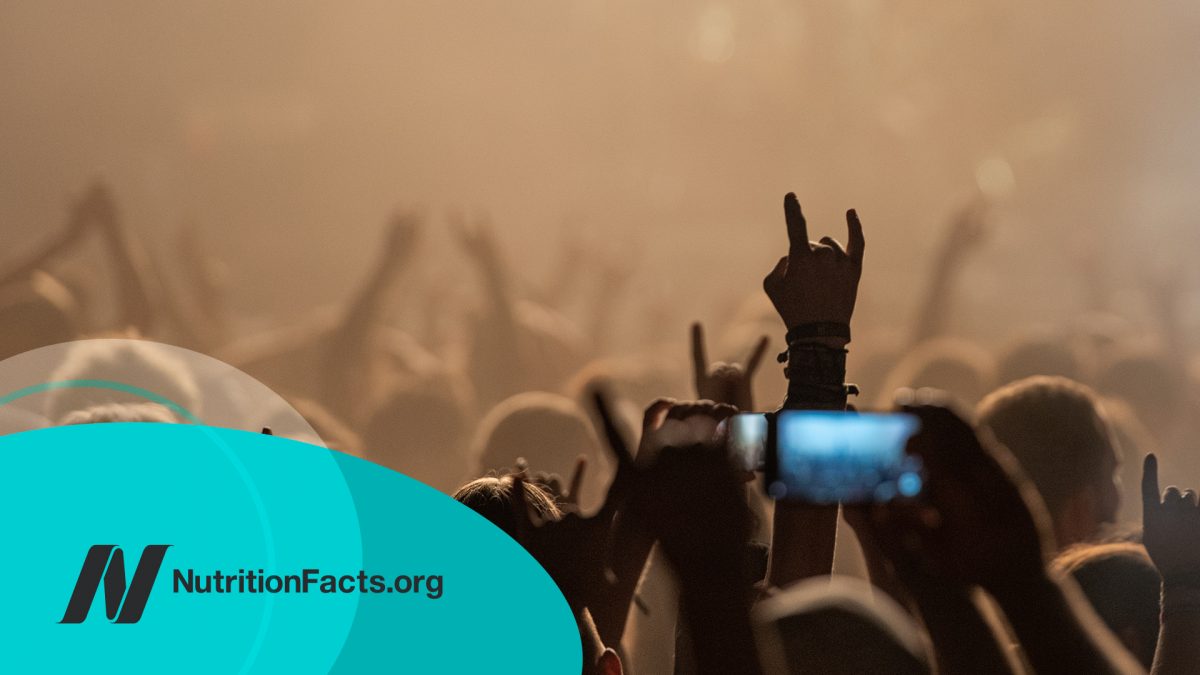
left=869, top=393, right=1053, bottom=592
left=451, top=211, right=515, bottom=326
left=74, top=181, right=160, bottom=333
left=762, top=193, right=864, bottom=333
left=452, top=212, right=502, bottom=270
left=942, top=199, right=989, bottom=259
left=636, top=397, right=737, bottom=458
left=506, top=391, right=636, bottom=622
left=526, top=455, right=589, bottom=508
left=1142, top=453, right=1200, bottom=584
left=0, top=182, right=105, bottom=289
left=863, top=394, right=1145, bottom=675
left=628, top=425, right=746, bottom=568
left=622, top=397, right=761, bottom=675
left=909, top=199, right=990, bottom=346
left=690, top=322, right=769, bottom=411
left=382, top=210, right=423, bottom=266
left=1142, top=456, right=1200, bottom=675
left=74, top=182, right=119, bottom=230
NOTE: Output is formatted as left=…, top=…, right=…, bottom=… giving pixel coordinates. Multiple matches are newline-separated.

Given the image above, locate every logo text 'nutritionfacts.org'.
left=61, top=545, right=445, bottom=624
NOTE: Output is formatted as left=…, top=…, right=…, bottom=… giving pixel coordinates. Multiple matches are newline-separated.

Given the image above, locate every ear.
left=598, top=648, right=623, bottom=675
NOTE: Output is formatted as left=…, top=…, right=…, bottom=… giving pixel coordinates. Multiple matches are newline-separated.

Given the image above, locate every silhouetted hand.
left=942, top=199, right=989, bottom=260
left=452, top=213, right=503, bottom=272
left=508, top=392, right=636, bottom=613
left=382, top=211, right=423, bottom=266
left=909, top=198, right=990, bottom=346
left=624, top=399, right=744, bottom=566
left=763, top=193, right=864, bottom=332
left=451, top=212, right=514, bottom=322
left=76, top=182, right=119, bottom=234
left=526, top=455, right=588, bottom=508
left=1143, top=453, right=1200, bottom=585
left=868, top=393, right=1053, bottom=593
left=636, top=397, right=737, bottom=460
left=624, top=399, right=761, bottom=675
left=690, top=322, right=768, bottom=412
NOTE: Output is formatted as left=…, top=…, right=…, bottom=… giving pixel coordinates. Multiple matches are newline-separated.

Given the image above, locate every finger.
left=745, top=335, right=770, bottom=376
left=784, top=193, right=809, bottom=259
left=593, top=391, right=641, bottom=521
left=642, top=398, right=675, bottom=436
left=763, top=255, right=788, bottom=294
left=509, top=474, right=534, bottom=543
left=566, top=455, right=588, bottom=505
left=846, top=209, right=865, bottom=265
left=710, top=402, right=739, bottom=421
left=1185, top=489, right=1198, bottom=507
left=1165, top=486, right=1183, bottom=504
left=592, top=389, right=635, bottom=467
left=666, top=403, right=696, bottom=421
left=819, top=236, right=848, bottom=256
left=1143, top=453, right=1161, bottom=511
left=691, top=322, right=708, bottom=387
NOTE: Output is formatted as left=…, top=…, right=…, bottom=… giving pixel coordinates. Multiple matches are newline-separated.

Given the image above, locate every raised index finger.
left=691, top=322, right=709, bottom=385
left=1143, top=453, right=1161, bottom=512
left=592, top=389, right=634, bottom=469
left=509, top=473, right=534, bottom=543
left=784, top=193, right=809, bottom=259
left=566, top=455, right=587, bottom=505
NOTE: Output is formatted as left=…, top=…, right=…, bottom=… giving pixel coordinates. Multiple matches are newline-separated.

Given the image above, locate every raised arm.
left=85, top=183, right=161, bottom=334
left=1142, top=453, right=1200, bottom=675
left=175, top=224, right=232, bottom=348
left=0, top=186, right=96, bottom=289
left=883, top=399, right=1143, bottom=675
left=761, top=192, right=864, bottom=588
left=454, top=213, right=517, bottom=325
left=502, top=389, right=649, bottom=646
left=320, top=212, right=420, bottom=422
left=623, top=401, right=762, bottom=675
left=588, top=253, right=637, bottom=357
left=909, top=200, right=988, bottom=347
left=455, top=214, right=528, bottom=405
left=845, top=441, right=1023, bottom=674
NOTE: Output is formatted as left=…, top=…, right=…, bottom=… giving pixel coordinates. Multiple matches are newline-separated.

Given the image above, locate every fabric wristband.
left=785, top=322, right=851, bottom=343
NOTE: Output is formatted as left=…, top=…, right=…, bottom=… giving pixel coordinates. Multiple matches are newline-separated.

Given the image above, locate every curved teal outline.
left=0, top=379, right=203, bottom=423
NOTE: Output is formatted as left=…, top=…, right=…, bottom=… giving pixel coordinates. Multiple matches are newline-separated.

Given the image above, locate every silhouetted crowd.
left=4, top=184, right=1200, bottom=674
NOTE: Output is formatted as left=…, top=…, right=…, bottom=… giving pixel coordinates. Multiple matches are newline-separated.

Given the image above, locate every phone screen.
left=727, top=413, right=768, bottom=472
left=766, top=411, right=922, bottom=503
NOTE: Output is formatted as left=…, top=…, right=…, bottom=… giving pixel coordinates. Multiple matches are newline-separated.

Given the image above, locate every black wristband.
left=786, top=322, right=851, bottom=343
left=785, top=383, right=859, bottom=408
left=776, top=324, right=852, bottom=365
left=781, top=342, right=856, bottom=409
left=783, top=343, right=847, bottom=383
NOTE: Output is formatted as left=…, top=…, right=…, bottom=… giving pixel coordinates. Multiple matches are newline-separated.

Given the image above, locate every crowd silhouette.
left=4, top=180, right=1200, bottom=675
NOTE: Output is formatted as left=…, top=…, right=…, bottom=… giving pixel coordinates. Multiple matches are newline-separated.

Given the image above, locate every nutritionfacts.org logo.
left=60, top=544, right=445, bottom=624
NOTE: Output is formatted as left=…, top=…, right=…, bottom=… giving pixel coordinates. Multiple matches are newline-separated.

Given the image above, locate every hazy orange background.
left=2, top=1, right=1198, bottom=342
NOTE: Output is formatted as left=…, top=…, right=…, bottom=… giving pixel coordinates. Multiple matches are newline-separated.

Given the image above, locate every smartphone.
left=726, top=413, right=768, bottom=472
left=764, top=411, right=922, bottom=504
